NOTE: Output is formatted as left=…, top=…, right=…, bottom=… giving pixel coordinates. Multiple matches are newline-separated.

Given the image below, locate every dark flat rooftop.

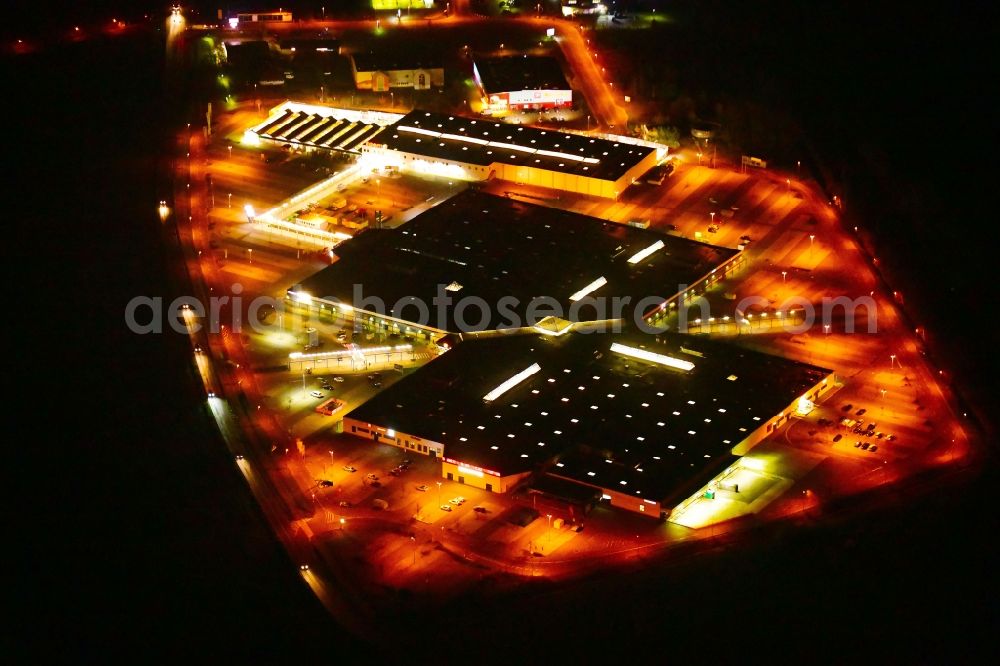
left=375, top=110, right=655, bottom=181
left=474, top=55, right=571, bottom=94
left=345, top=329, right=832, bottom=503
left=279, top=38, right=339, bottom=51
left=351, top=52, right=443, bottom=73
left=296, top=190, right=738, bottom=332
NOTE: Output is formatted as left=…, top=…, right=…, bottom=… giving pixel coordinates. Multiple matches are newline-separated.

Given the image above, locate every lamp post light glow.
left=781, top=270, right=787, bottom=282
left=890, top=354, right=897, bottom=368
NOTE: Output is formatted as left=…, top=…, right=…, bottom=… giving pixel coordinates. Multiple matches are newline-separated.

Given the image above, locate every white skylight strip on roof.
left=440, top=132, right=490, bottom=145
left=401, top=125, right=606, bottom=165
left=487, top=141, right=536, bottom=153
left=627, top=240, right=666, bottom=264
left=483, top=363, right=541, bottom=402
left=609, top=343, right=695, bottom=372
left=569, top=276, right=607, bottom=302
left=398, top=125, right=442, bottom=137
left=535, top=149, right=587, bottom=162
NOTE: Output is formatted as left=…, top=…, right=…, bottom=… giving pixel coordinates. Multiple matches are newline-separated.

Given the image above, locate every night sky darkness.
left=7, top=1, right=995, bottom=661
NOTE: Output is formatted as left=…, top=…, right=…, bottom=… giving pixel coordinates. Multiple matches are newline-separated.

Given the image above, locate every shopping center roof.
left=295, top=190, right=737, bottom=333
left=375, top=110, right=656, bottom=181
left=346, top=329, right=832, bottom=502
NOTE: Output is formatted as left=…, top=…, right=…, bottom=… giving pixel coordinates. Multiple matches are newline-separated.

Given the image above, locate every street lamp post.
left=228, top=192, right=232, bottom=208
left=890, top=354, right=897, bottom=368
left=710, top=212, right=715, bottom=225
left=781, top=270, right=787, bottom=283
left=436, top=481, right=442, bottom=506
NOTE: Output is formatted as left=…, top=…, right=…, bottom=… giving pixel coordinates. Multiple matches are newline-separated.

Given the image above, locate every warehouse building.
left=360, top=110, right=663, bottom=198
left=350, top=52, right=444, bottom=91
left=288, top=190, right=744, bottom=338
left=343, top=330, right=835, bottom=518
left=473, top=55, right=574, bottom=113
left=242, top=101, right=404, bottom=153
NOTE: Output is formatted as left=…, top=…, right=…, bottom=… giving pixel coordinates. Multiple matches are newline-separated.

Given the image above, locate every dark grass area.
left=7, top=25, right=360, bottom=662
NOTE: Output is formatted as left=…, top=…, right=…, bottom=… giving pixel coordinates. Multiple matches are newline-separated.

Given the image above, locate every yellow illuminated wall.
left=362, top=144, right=658, bottom=200
left=343, top=417, right=445, bottom=458
left=372, top=0, right=434, bottom=9
left=440, top=461, right=529, bottom=493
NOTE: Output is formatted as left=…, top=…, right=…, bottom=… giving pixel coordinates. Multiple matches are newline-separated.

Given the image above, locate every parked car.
left=343, top=465, right=357, bottom=473
left=416, top=484, right=429, bottom=492
left=439, top=504, right=452, bottom=512
left=309, top=390, right=325, bottom=398
left=338, top=501, right=352, bottom=508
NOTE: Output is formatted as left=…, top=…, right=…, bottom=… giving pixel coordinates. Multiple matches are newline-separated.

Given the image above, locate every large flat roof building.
left=350, top=52, right=444, bottom=91
left=290, top=190, right=743, bottom=336
left=473, top=55, right=574, bottom=112
left=361, top=110, right=664, bottom=198
left=243, top=101, right=404, bottom=153
left=343, top=330, right=835, bottom=518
